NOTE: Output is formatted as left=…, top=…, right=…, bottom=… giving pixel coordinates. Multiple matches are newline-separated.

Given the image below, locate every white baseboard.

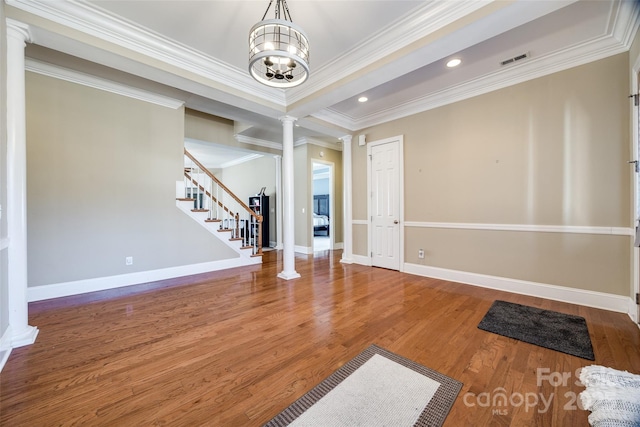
left=27, top=257, right=259, bottom=302
left=352, top=254, right=372, bottom=266
left=0, top=349, right=10, bottom=373
left=340, top=255, right=353, bottom=264
left=0, top=327, right=12, bottom=373
left=628, top=298, right=639, bottom=324
left=295, top=245, right=313, bottom=255
left=404, top=263, right=632, bottom=315
left=11, top=326, right=39, bottom=348
left=295, top=243, right=343, bottom=253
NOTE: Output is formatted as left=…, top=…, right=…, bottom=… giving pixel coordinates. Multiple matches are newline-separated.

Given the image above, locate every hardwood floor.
left=2, top=250, right=639, bottom=426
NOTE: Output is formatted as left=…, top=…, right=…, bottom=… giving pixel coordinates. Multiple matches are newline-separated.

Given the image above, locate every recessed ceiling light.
left=446, top=58, right=462, bottom=68
left=358, top=96, right=368, bottom=103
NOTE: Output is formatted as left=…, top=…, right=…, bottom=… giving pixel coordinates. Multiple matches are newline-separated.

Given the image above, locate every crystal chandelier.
left=248, top=0, right=310, bottom=88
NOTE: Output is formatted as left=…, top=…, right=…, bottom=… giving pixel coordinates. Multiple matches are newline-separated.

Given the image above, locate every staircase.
left=176, top=149, right=263, bottom=264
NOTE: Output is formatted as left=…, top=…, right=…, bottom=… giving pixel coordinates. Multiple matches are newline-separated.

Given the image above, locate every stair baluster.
left=180, top=149, right=263, bottom=257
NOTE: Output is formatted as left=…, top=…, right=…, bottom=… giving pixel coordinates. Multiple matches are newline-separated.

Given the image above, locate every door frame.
left=632, top=60, right=640, bottom=324
left=367, top=135, right=404, bottom=271
left=311, top=158, right=335, bottom=251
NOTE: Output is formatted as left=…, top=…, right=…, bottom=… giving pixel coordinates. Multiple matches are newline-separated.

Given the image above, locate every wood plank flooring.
left=1, top=250, right=639, bottom=426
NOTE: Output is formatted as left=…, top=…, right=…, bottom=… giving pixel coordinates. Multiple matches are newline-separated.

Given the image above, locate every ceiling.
left=7, top=0, right=640, bottom=156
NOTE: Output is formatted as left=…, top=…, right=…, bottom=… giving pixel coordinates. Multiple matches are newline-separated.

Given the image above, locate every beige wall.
left=353, top=224, right=368, bottom=256
left=291, top=143, right=344, bottom=250
left=184, top=109, right=343, bottom=251
left=353, top=53, right=632, bottom=296
left=307, top=144, right=343, bottom=245
left=217, top=155, right=277, bottom=245
left=185, top=109, right=235, bottom=146
left=352, top=141, right=369, bottom=222
left=185, top=108, right=282, bottom=156
left=26, top=72, right=238, bottom=287
left=294, top=144, right=309, bottom=248
left=184, top=108, right=280, bottom=246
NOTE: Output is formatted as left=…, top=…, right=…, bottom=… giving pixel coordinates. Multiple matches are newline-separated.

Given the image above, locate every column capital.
left=6, top=19, right=32, bottom=44
left=341, top=135, right=353, bottom=144
left=279, top=115, right=298, bottom=124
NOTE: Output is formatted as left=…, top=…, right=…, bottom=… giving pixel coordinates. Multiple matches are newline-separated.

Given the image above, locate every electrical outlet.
left=418, top=249, right=424, bottom=259
left=125, top=256, right=133, bottom=266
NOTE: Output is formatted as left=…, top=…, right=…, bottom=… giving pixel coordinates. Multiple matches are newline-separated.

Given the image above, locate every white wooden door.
left=370, top=141, right=400, bottom=270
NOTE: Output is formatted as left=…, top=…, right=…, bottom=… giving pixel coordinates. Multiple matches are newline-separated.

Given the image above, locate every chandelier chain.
left=261, top=0, right=294, bottom=22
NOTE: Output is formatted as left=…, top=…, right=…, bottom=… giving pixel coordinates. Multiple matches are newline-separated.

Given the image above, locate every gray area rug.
left=263, top=344, right=463, bottom=427
left=478, top=300, right=595, bottom=360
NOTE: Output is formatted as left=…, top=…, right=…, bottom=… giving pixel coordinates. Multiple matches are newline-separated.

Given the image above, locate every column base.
left=340, top=256, right=354, bottom=264
left=11, top=325, right=39, bottom=348
left=278, top=271, right=301, bottom=280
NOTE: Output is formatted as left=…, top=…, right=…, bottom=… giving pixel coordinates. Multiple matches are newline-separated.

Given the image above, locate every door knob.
left=394, top=220, right=399, bottom=224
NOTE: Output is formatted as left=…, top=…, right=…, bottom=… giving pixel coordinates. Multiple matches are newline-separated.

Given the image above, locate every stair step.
left=217, top=228, right=233, bottom=233
left=191, top=209, right=208, bottom=213
left=229, top=238, right=243, bottom=241
left=205, top=219, right=221, bottom=223
left=251, top=253, right=263, bottom=258
left=240, top=246, right=253, bottom=250
left=177, top=198, right=195, bottom=202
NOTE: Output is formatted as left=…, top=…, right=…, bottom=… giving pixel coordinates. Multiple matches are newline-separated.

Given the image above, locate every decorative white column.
left=274, top=155, right=283, bottom=250
left=277, top=116, right=300, bottom=280
left=6, top=20, right=38, bottom=347
left=341, top=135, right=354, bottom=264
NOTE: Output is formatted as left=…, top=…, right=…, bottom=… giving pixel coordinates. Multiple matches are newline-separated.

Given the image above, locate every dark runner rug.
left=478, top=300, right=595, bottom=360
left=263, top=344, right=462, bottom=426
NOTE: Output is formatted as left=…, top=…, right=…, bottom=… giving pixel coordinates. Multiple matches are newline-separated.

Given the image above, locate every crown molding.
left=234, top=134, right=282, bottom=151
left=220, top=153, right=264, bottom=169
left=7, top=0, right=286, bottom=106
left=10, top=0, right=638, bottom=135
left=285, top=1, right=492, bottom=104
left=611, top=0, right=640, bottom=48
left=317, top=19, right=635, bottom=131
left=294, top=137, right=343, bottom=152
left=25, top=58, right=184, bottom=109
left=233, top=133, right=342, bottom=151
left=311, top=110, right=357, bottom=132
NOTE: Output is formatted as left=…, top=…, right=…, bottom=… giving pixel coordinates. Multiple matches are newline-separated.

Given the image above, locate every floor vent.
left=500, top=52, right=530, bottom=66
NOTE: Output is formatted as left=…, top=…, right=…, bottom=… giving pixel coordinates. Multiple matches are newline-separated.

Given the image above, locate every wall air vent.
left=500, top=52, right=530, bottom=66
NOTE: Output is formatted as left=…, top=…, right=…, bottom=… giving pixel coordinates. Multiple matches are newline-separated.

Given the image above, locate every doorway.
left=368, top=136, right=403, bottom=270
left=312, top=160, right=333, bottom=252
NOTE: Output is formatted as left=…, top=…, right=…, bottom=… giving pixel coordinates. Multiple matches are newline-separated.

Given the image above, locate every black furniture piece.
left=249, top=195, right=269, bottom=247
left=313, top=194, right=329, bottom=236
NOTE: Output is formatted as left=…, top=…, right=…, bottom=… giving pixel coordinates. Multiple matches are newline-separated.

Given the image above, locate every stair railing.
left=182, top=149, right=263, bottom=256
